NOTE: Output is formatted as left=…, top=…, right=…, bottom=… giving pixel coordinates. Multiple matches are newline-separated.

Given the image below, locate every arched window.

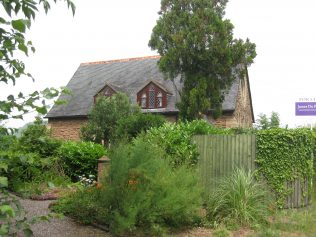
left=141, top=93, right=147, bottom=108
left=149, top=84, right=155, bottom=108
left=157, top=91, right=163, bottom=107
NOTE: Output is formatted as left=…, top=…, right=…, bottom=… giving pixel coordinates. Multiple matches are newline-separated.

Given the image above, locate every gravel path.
left=19, top=198, right=110, bottom=237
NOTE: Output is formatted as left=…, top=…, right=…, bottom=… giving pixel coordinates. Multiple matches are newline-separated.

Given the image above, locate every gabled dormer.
left=94, top=83, right=121, bottom=103
left=136, top=81, right=171, bottom=109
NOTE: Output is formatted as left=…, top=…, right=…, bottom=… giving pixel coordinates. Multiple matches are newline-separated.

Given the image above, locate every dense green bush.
left=57, top=141, right=106, bottom=180
left=206, top=168, right=272, bottom=227
left=114, top=113, right=166, bottom=142
left=145, top=120, right=229, bottom=167
left=0, top=129, right=17, bottom=152
left=18, top=121, right=61, bottom=157
left=55, top=138, right=203, bottom=236
left=256, top=128, right=314, bottom=208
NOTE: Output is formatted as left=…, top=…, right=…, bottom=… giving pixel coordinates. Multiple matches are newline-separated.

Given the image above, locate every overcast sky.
left=1, top=0, right=316, bottom=128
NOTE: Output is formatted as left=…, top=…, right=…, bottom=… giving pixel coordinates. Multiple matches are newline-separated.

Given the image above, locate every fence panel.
left=193, top=134, right=311, bottom=208
left=193, top=134, right=256, bottom=193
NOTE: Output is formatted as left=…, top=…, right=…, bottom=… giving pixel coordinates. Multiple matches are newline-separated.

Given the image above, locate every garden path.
left=20, top=198, right=110, bottom=237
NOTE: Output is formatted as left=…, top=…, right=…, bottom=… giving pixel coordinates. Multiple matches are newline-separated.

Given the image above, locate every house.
left=46, top=55, right=254, bottom=140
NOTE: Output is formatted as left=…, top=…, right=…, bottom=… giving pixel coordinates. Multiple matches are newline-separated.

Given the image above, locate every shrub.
left=54, top=138, right=203, bottom=236
left=0, top=130, right=17, bottom=152
left=57, top=141, right=106, bottom=180
left=51, top=187, right=106, bottom=225
left=113, top=113, right=166, bottom=142
left=206, top=168, right=272, bottom=227
left=18, top=121, right=61, bottom=157
left=145, top=120, right=229, bottom=167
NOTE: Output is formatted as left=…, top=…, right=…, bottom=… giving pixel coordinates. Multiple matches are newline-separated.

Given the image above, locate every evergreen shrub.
left=18, top=121, right=61, bottom=157
left=54, top=138, right=203, bottom=236
left=57, top=141, right=106, bottom=180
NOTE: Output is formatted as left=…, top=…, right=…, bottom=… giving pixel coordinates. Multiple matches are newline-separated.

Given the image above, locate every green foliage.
left=114, top=113, right=166, bottom=142
left=54, top=139, right=203, bottom=236
left=206, top=168, right=272, bottom=227
left=18, top=120, right=61, bottom=157
left=255, top=111, right=280, bottom=129
left=0, top=1, right=75, bottom=235
left=81, top=93, right=140, bottom=145
left=57, top=141, right=106, bottom=180
left=51, top=187, right=106, bottom=225
left=256, top=128, right=314, bottom=208
left=145, top=120, right=230, bottom=167
left=0, top=128, right=17, bottom=151
left=149, top=0, right=256, bottom=120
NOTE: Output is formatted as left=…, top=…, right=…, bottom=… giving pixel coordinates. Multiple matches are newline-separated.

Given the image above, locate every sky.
left=1, top=0, right=316, bottom=128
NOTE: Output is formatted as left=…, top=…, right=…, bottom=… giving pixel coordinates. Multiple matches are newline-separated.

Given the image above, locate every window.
left=141, top=93, right=147, bottom=108
left=157, top=91, right=162, bottom=107
left=149, top=84, right=155, bottom=108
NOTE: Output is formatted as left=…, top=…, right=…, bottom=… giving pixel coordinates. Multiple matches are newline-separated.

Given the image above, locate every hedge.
left=256, top=128, right=314, bottom=208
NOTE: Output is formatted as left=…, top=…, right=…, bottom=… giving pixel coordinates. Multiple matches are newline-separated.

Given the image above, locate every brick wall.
left=48, top=117, right=87, bottom=141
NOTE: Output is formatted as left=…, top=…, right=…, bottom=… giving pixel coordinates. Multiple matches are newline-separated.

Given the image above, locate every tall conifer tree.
left=149, top=0, right=256, bottom=120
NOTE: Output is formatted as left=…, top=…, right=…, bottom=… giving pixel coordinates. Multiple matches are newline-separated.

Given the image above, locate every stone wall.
left=233, top=74, right=254, bottom=127
left=206, top=75, right=254, bottom=128
left=48, top=117, right=87, bottom=141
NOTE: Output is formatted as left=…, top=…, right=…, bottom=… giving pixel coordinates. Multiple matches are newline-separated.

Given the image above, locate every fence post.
left=98, top=156, right=110, bottom=184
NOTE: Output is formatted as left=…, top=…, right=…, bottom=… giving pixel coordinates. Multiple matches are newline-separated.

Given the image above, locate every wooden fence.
left=193, top=134, right=256, bottom=193
left=193, top=134, right=311, bottom=208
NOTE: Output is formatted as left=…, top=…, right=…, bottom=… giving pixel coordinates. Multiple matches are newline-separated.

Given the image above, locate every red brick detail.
left=48, top=118, right=87, bottom=141
left=81, top=55, right=160, bottom=66
left=137, top=82, right=167, bottom=108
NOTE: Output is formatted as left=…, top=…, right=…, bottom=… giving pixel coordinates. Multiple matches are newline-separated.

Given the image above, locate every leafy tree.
left=149, top=0, right=256, bottom=120
left=0, top=1, right=74, bottom=236
left=81, top=93, right=140, bottom=146
left=0, top=0, right=74, bottom=122
left=113, top=113, right=166, bottom=142
left=255, top=111, right=280, bottom=130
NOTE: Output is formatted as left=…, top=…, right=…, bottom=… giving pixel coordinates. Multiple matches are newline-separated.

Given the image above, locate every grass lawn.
left=247, top=180, right=316, bottom=237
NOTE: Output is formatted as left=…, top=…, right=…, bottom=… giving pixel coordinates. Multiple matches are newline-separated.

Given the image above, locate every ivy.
left=256, top=128, right=314, bottom=208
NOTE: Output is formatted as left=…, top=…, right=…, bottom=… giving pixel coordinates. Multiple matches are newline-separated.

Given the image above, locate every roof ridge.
left=81, top=55, right=160, bottom=66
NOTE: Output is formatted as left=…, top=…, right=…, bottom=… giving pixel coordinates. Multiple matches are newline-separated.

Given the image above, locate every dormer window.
left=94, top=84, right=118, bottom=103
left=137, top=82, right=169, bottom=109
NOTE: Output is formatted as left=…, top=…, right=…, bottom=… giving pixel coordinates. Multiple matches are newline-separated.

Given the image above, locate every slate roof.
left=46, top=56, right=241, bottom=118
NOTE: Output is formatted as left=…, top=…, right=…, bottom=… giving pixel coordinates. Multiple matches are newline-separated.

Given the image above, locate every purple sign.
left=295, top=102, right=316, bottom=116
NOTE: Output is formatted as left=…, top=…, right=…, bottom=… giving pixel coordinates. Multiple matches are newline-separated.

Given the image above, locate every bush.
left=0, top=129, right=17, bottom=152
left=57, top=141, right=106, bottom=180
left=206, top=168, right=272, bottom=227
left=18, top=121, right=61, bottom=157
left=54, top=138, right=203, bottom=236
left=145, top=120, right=229, bottom=167
left=113, top=113, right=165, bottom=142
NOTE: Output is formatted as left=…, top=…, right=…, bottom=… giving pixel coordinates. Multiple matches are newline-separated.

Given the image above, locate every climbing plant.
left=256, top=128, right=314, bottom=208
